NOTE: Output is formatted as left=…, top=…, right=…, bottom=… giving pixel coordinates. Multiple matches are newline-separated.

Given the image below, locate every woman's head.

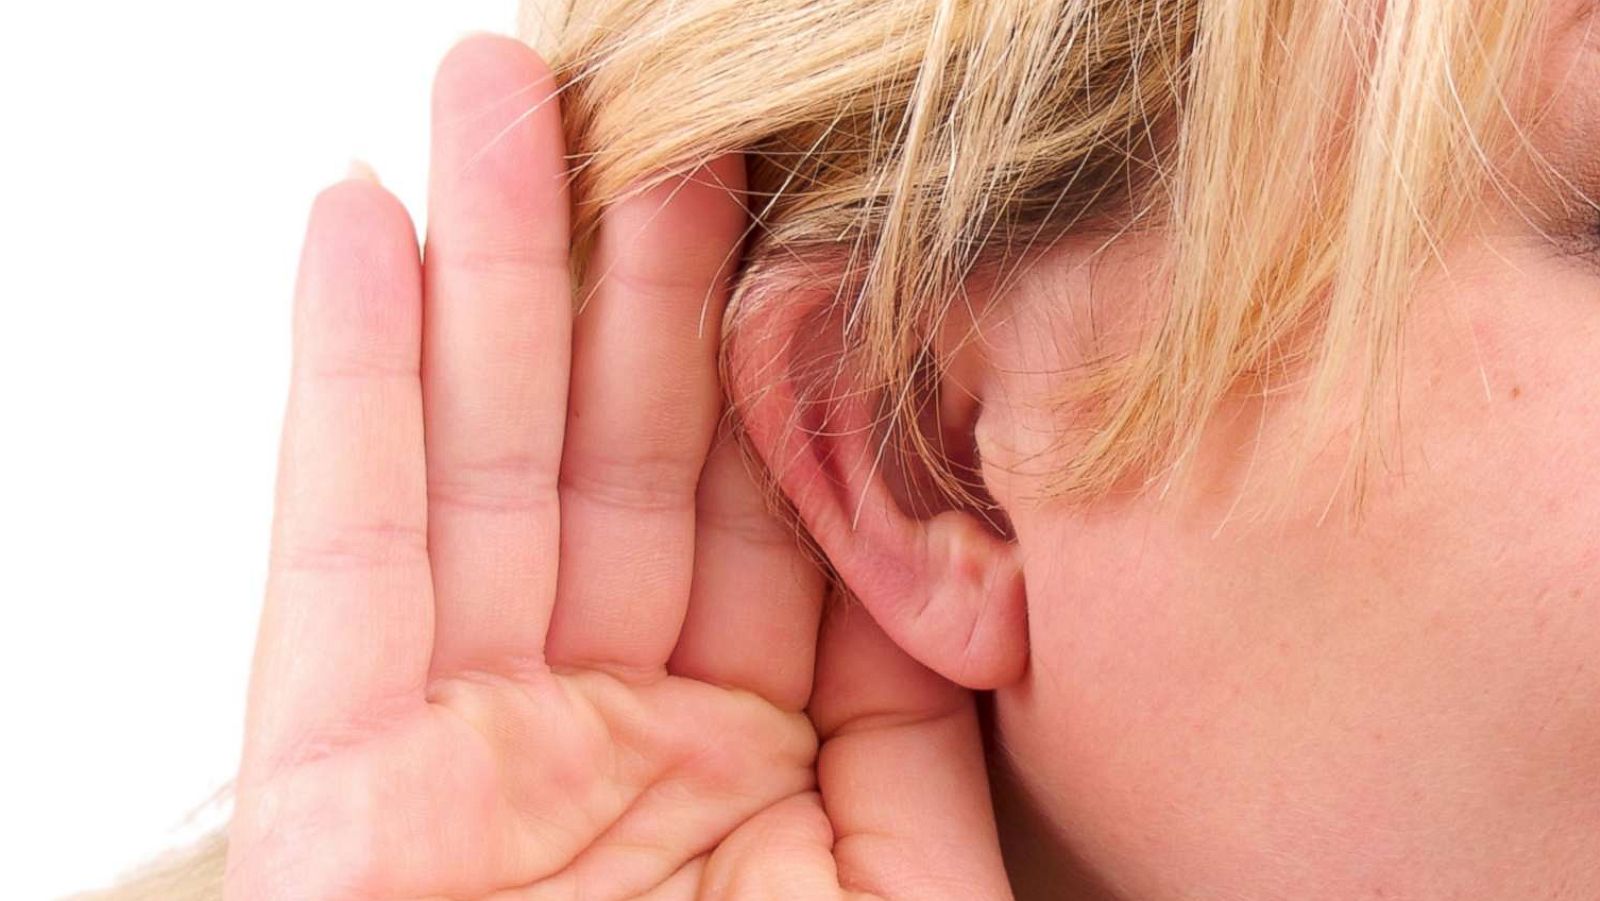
left=533, top=0, right=1600, bottom=895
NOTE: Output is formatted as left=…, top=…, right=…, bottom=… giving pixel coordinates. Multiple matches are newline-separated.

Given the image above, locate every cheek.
left=1001, top=512, right=1600, bottom=897
left=993, top=257, right=1600, bottom=897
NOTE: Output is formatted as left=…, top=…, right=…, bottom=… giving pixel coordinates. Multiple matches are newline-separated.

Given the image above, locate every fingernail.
left=346, top=159, right=381, bottom=185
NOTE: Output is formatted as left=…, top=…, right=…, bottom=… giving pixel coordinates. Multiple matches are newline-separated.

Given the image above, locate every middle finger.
left=544, top=156, right=747, bottom=677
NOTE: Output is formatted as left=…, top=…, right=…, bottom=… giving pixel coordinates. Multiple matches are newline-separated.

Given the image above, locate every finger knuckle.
left=273, top=520, right=429, bottom=575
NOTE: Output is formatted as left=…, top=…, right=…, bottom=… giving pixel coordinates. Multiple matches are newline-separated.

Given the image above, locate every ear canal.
left=731, top=300, right=1029, bottom=690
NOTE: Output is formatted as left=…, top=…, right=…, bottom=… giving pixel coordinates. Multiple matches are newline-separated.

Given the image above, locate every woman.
left=105, top=0, right=1600, bottom=898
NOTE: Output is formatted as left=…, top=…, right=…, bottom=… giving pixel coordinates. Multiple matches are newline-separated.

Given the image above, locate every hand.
left=227, top=35, right=1012, bottom=900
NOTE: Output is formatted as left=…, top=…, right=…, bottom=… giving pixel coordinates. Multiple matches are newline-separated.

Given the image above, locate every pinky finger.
left=242, top=176, right=435, bottom=774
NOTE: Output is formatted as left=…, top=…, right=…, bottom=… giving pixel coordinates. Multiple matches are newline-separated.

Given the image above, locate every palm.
left=245, top=670, right=812, bottom=898
left=227, top=36, right=1010, bottom=901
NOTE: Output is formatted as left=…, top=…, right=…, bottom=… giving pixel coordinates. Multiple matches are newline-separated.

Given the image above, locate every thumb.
left=809, top=594, right=1016, bottom=900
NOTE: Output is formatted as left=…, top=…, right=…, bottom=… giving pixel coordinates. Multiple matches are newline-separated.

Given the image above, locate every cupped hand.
left=226, top=35, right=1011, bottom=901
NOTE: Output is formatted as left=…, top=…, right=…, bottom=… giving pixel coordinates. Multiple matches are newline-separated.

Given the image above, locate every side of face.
left=731, top=4, right=1600, bottom=897
left=975, top=8, right=1600, bottom=894
left=980, top=230, right=1600, bottom=899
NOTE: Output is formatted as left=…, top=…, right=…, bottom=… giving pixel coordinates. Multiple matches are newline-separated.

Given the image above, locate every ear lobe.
left=730, top=293, right=1028, bottom=690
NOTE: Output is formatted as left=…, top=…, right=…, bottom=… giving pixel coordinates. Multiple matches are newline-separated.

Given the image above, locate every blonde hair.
left=93, top=1, right=1552, bottom=896
left=532, top=0, right=1542, bottom=501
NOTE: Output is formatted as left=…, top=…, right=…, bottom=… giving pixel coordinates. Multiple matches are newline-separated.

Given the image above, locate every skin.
left=978, top=232, right=1600, bottom=900
left=226, top=36, right=1010, bottom=900
left=235, top=7, right=1600, bottom=900
left=729, top=3, right=1600, bottom=900
left=971, top=11, right=1600, bottom=899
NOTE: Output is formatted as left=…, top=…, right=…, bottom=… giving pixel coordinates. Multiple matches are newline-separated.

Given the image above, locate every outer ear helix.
left=730, top=299, right=1029, bottom=690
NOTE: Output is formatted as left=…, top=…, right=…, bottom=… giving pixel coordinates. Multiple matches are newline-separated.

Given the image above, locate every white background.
left=0, top=2, right=521, bottom=896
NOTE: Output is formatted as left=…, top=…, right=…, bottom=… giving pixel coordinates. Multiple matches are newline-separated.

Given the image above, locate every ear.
left=730, top=284, right=1028, bottom=690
